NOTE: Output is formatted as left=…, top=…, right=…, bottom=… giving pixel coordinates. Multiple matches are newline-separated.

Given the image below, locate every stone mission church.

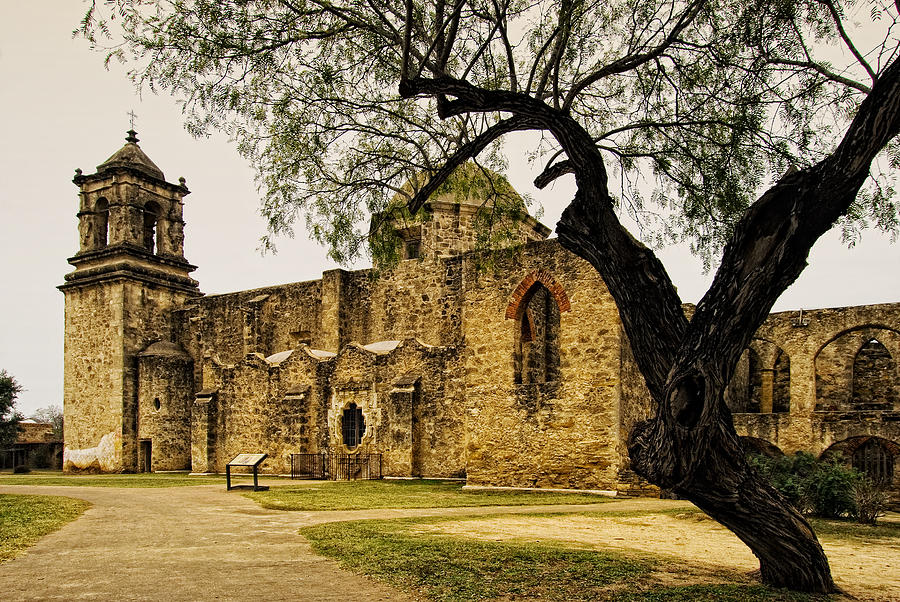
left=60, top=132, right=900, bottom=494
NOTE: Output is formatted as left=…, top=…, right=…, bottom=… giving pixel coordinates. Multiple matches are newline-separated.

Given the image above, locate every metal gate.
left=290, top=453, right=327, bottom=479
left=290, top=453, right=382, bottom=481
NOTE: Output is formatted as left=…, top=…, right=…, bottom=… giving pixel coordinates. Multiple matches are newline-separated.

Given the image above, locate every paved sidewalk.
left=0, top=483, right=687, bottom=601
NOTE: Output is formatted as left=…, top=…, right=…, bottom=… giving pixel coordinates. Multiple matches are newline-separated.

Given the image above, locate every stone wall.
left=137, top=342, right=193, bottom=470
left=183, top=279, right=323, bottom=365
left=366, top=257, right=466, bottom=347
left=62, top=283, right=126, bottom=471
left=462, top=240, right=629, bottom=490
left=731, top=303, right=900, bottom=489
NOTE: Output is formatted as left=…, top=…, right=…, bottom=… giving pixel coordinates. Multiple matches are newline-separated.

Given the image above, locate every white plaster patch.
left=64, top=431, right=120, bottom=471
left=265, top=350, right=293, bottom=364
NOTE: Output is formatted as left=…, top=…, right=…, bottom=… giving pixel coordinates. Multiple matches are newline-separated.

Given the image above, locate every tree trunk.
left=403, top=55, right=900, bottom=595
left=557, top=180, right=839, bottom=593
left=628, top=384, right=836, bottom=592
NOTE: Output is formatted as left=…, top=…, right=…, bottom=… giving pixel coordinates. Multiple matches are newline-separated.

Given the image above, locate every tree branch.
left=402, top=114, right=540, bottom=214
left=672, top=54, right=900, bottom=405
left=562, top=0, right=706, bottom=110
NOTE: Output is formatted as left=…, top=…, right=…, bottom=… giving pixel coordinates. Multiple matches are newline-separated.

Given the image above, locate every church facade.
left=60, top=133, right=900, bottom=494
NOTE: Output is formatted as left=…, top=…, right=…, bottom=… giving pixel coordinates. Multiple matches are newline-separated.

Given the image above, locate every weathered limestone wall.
left=137, top=342, right=193, bottom=470
left=62, top=283, right=126, bottom=472
left=416, top=201, right=548, bottom=261
left=186, top=280, right=323, bottom=365
left=194, top=338, right=466, bottom=478
left=328, top=340, right=466, bottom=478
left=202, top=346, right=330, bottom=474
left=120, top=281, right=200, bottom=471
left=366, top=257, right=465, bottom=346
left=463, top=240, right=627, bottom=490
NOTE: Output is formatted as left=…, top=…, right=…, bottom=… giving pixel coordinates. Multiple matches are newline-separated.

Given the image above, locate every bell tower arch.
left=60, top=131, right=201, bottom=472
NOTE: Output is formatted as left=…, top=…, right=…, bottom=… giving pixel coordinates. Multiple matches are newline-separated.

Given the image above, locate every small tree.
left=30, top=405, right=64, bottom=440
left=0, top=370, right=24, bottom=449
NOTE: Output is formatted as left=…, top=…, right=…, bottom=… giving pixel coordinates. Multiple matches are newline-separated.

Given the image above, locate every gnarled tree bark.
left=401, top=50, right=900, bottom=594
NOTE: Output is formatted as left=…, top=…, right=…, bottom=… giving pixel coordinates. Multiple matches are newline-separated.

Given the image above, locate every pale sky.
left=1, top=2, right=897, bottom=417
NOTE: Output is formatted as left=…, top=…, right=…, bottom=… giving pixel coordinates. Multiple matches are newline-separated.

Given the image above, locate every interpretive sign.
left=226, top=453, right=269, bottom=491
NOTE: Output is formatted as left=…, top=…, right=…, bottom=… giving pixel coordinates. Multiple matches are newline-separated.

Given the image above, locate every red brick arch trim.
left=505, top=270, right=571, bottom=320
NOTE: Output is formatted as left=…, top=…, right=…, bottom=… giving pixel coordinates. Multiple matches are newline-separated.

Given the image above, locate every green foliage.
left=748, top=452, right=860, bottom=518
left=0, top=370, right=23, bottom=449
left=77, top=0, right=900, bottom=264
left=0, top=494, right=90, bottom=562
left=245, top=478, right=611, bottom=511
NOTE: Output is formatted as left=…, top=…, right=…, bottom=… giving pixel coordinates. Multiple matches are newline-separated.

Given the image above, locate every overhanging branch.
left=403, top=114, right=540, bottom=214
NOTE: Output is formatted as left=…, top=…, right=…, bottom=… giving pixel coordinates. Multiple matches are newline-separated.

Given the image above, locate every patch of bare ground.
left=413, top=511, right=900, bottom=601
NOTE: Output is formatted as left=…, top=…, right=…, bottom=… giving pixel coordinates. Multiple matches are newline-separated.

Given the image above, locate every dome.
left=393, top=161, right=525, bottom=209
left=96, top=130, right=165, bottom=180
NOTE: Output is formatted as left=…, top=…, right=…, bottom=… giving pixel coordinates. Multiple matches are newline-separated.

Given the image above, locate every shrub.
left=12, top=465, right=31, bottom=474
left=851, top=478, right=887, bottom=525
left=748, top=451, right=860, bottom=519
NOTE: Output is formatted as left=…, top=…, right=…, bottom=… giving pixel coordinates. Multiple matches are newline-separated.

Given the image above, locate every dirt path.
left=0, top=483, right=415, bottom=601
left=0, top=482, right=641, bottom=601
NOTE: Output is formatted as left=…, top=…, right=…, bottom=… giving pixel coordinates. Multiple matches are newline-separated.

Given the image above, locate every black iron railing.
left=290, top=453, right=382, bottom=481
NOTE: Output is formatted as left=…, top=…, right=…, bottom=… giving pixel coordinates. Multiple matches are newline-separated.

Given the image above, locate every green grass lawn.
left=245, top=478, right=614, bottom=511
left=302, top=515, right=829, bottom=602
left=0, top=494, right=91, bottom=562
left=807, top=516, right=900, bottom=541
left=0, top=470, right=227, bottom=488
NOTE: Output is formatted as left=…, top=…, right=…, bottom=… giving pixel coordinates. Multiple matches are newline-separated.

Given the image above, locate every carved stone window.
left=341, top=402, right=366, bottom=449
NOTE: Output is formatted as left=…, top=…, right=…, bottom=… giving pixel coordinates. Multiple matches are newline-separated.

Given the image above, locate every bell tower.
left=60, top=131, right=201, bottom=472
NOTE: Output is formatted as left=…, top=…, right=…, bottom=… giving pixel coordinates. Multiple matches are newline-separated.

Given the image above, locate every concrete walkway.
left=0, top=483, right=680, bottom=601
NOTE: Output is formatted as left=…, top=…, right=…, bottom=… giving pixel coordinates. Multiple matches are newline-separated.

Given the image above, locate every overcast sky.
left=1, top=2, right=897, bottom=417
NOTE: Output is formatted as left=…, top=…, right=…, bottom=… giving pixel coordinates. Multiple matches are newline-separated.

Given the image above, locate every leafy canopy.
left=79, top=0, right=900, bottom=263
left=0, top=370, right=23, bottom=449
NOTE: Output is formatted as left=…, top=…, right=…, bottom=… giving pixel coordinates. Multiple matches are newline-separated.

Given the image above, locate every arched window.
left=852, top=438, right=895, bottom=485
left=852, top=339, right=898, bottom=410
left=341, top=403, right=365, bottom=449
left=94, top=198, right=109, bottom=248
left=744, top=349, right=763, bottom=413
left=142, top=201, right=161, bottom=253
left=514, top=283, right=560, bottom=384
left=507, top=271, right=570, bottom=385
left=772, top=349, right=791, bottom=413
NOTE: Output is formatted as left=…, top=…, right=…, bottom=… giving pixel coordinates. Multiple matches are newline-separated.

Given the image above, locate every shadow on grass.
left=302, top=516, right=833, bottom=602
